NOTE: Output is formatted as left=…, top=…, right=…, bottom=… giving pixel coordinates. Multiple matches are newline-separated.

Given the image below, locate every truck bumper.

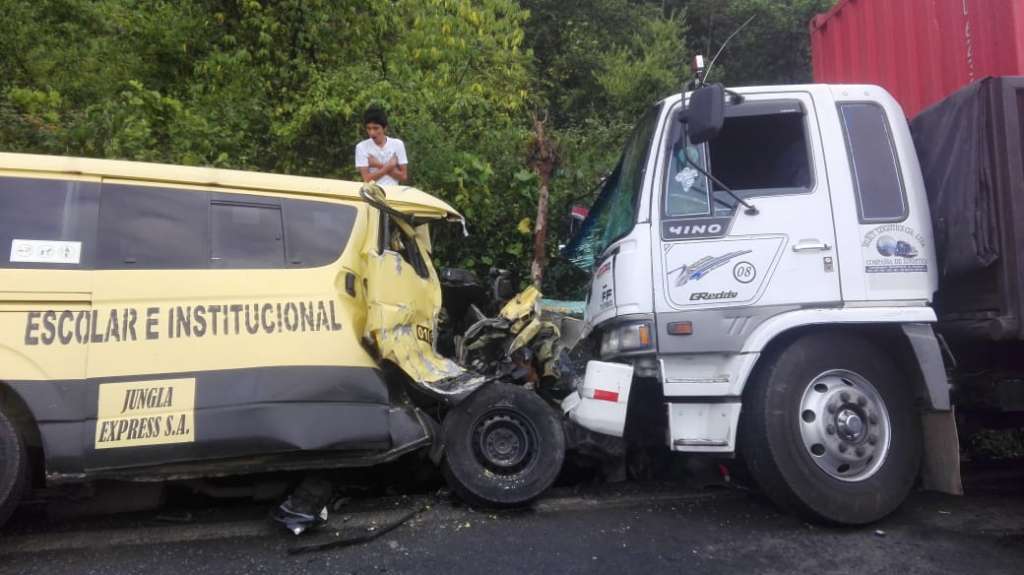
left=561, top=361, right=634, bottom=438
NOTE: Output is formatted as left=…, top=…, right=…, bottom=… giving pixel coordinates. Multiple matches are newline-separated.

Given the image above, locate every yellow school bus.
left=0, top=153, right=564, bottom=526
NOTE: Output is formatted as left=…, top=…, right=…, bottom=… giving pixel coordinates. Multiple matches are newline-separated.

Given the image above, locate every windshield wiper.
left=682, top=155, right=759, bottom=216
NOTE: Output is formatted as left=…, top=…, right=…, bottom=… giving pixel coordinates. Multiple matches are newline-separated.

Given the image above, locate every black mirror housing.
left=685, top=83, right=725, bottom=144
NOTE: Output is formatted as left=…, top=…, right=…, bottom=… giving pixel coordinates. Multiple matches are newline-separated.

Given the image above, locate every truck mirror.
left=567, top=205, right=589, bottom=240
left=685, top=83, right=725, bottom=144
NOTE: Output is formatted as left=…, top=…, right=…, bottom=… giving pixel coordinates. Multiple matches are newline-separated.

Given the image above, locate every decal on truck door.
left=861, top=224, right=928, bottom=274
left=668, top=250, right=751, bottom=286
left=662, top=237, right=784, bottom=309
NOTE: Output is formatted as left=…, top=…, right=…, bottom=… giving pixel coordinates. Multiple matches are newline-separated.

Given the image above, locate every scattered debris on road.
left=287, top=499, right=431, bottom=555
left=271, top=476, right=333, bottom=536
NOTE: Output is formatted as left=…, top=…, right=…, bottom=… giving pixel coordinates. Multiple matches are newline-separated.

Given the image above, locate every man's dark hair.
left=363, top=106, right=388, bottom=128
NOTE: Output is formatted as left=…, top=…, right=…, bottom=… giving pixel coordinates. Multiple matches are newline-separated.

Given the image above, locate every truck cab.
left=564, top=84, right=955, bottom=524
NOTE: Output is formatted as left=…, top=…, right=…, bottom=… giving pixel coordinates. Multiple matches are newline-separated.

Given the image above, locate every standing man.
left=355, top=107, right=408, bottom=185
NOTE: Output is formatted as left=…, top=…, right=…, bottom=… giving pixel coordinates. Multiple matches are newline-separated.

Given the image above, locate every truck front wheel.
left=740, top=332, right=922, bottom=525
left=441, top=383, right=565, bottom=508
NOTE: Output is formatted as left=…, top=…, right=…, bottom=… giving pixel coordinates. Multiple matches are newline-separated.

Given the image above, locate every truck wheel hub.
left=836, top=409, right=865, bottom=441
left=798, top=370, right=893, bottom=482
left=473, top=412, right=535, bottom=473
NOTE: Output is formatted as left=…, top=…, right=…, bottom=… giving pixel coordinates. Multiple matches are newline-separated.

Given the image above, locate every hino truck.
left=559, top=78, right=1013, bottom=525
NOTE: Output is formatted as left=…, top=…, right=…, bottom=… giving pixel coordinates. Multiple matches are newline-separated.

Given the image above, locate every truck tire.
left=441, top=383, right=565, bottom=508
left=740, top=332, right=922, bottom=525
left=0, top=407, right=29, bottom=528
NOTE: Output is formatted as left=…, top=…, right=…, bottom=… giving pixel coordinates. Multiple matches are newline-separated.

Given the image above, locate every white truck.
left=561, top=81, right=970, bottom=525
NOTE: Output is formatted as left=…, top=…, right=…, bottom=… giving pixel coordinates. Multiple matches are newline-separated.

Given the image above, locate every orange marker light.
left=667, top=321, right=693, bottom=335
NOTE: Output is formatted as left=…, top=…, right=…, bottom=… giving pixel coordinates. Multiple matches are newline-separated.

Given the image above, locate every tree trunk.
left=531, top=175, right=549, bottom=286
left=529, top=116, right=556, bottom=287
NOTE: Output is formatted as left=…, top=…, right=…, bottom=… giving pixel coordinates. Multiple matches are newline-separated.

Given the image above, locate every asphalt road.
left=2, top=478, right=1023, bottom=575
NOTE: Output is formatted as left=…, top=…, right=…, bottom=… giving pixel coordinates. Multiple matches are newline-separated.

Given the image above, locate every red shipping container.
left=810, top=0, right=1024, bottom=118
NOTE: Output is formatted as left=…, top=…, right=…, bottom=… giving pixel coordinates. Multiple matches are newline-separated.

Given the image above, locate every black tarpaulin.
left=910, top=78, right=1001, bottom=277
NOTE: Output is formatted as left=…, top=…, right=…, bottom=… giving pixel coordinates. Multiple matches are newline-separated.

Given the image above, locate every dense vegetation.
left=0, top=0, right=832, bottom=297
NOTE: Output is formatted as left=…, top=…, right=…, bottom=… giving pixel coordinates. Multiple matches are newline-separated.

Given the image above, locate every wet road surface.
left=2, top=478, right=1022, bottom=575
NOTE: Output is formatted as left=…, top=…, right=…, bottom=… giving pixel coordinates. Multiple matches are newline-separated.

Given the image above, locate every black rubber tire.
left=0, top=407, right=29, bottom=529
left=739, top=332, right=922, bottom=525
left=441, top=383, right=565, bottom=508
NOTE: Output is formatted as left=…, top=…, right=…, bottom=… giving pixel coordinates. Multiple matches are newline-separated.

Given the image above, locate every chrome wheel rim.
left=798, top=369, right=892, bottom=482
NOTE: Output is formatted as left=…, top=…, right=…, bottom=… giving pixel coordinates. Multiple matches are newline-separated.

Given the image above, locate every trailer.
left=811, top=0, right=1024, bottom=431
left=809, top=0, right=1024, bottom=119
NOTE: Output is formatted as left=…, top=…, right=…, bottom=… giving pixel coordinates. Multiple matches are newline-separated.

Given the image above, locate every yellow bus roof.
left=0, top=152, right=463, bottom=220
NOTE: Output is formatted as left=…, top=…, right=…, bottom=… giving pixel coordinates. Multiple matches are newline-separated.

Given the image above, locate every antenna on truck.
left=702, top=14, right=756, bottom=84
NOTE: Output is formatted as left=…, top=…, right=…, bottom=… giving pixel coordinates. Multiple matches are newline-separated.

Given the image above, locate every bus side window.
left=210, top=201, right=285, bottom=268
left=97, top=185, right=208, bottom=269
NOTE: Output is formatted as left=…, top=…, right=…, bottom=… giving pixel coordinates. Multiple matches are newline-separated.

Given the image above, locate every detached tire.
left=441, top=383, right=565, bottom=508
left=740, top=332, right=922, bottom=525
left=0, top=407, right=29, bottom=528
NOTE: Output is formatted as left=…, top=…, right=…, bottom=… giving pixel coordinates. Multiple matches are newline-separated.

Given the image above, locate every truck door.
left=827, top=93, right=938, bottom=304
left=653, top=91, right=841, bottom=361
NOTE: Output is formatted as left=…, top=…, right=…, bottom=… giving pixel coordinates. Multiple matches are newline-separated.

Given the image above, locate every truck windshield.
left=565, top=104, right=662, bottom=271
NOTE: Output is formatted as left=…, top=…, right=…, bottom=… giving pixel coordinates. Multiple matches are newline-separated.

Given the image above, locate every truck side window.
left=0, top=177, right=99, bottom=269
left=708, top=102, right=812, bottom=198
left=210, top=201, right=285, bottom=268
left=663, top=101, right=813, bottom=220
left=97, top=184, right=209, bottom=269
left=838, top=103, right=908, bottom=222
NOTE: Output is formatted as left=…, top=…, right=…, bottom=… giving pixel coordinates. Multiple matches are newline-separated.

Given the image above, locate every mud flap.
left=920, top=409, right=963, bottom=495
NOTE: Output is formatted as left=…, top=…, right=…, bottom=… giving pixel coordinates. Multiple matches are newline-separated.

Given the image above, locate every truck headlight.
left=600, top=321, right=653, bottom=357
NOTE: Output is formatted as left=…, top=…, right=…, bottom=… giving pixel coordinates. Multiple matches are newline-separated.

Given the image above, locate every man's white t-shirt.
left=354, top=137, right=408, bottom=186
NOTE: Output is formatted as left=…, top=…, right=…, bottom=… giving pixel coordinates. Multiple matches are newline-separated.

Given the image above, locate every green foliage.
left=970, top=428, right=1024, bottom=461
left=596, top=16, right=688, bottom=121
left=519, top=0, right=687, bottom=128
left=0, top=0, right=834, bottom=299
left=681, top=0, right=835, bottom=86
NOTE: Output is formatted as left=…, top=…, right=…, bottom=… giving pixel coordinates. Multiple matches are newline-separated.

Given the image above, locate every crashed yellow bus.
left=0, top=153, right=568, bottom=527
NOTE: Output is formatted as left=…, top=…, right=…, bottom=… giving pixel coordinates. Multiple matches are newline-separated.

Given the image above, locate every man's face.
left=365, top=122, right=386, bottom=144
